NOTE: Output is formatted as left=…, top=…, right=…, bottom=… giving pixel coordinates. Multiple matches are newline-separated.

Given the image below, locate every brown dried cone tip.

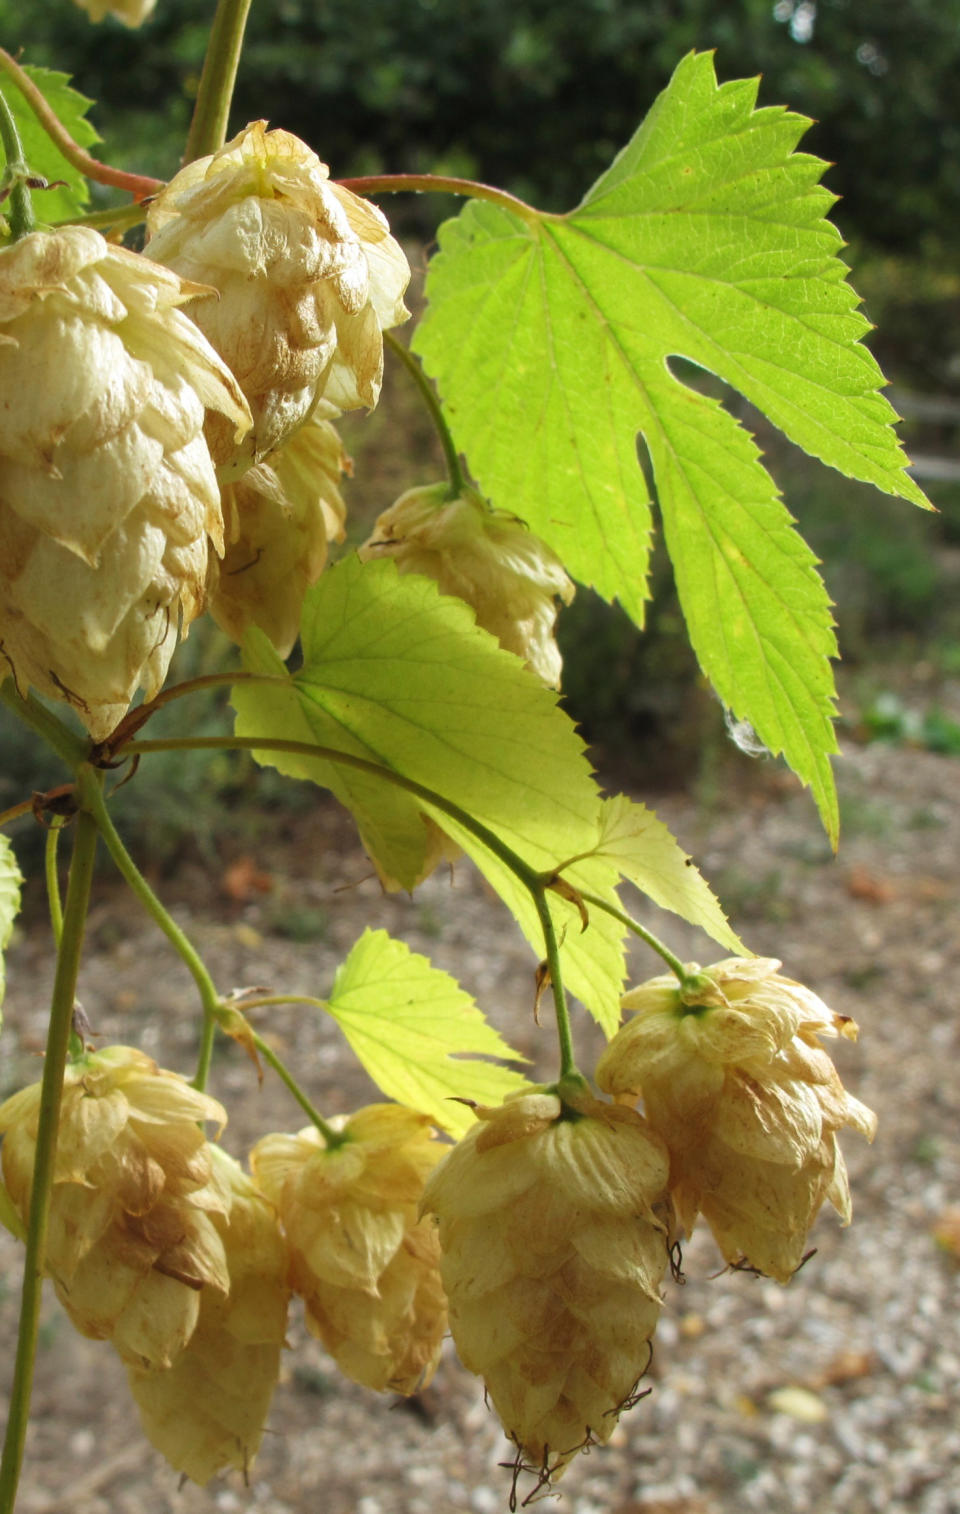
left=420, top=1087, right=671, bottom=1482
left=145, top=122, right=411, bottom=474
left=127, top=1145, right=290, bottom=1485
left=359, top=483, right=575, bottom=687
left=0, top=1046, right=229, bottom=1367
left=209, top=403, right=350, bottom=656
left=0, top=227, right=251, bottom=738
left=595, top=958, right=878, bottom=1283
left=250, top=1105, right=447, bottom=1393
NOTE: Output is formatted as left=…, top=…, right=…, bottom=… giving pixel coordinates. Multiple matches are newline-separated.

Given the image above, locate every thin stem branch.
left=249, top=1031, right=346, bottom=1145
left=44, top=823, right=64, bottom=947
left=0, top=50, right=163, bottom=202
left=384, top=331, right=465, bottom=496
left=0, top=806, right=99, bottom=1514
left=0, top=798, right=34, bottom=829
left=183, top=0, right=253, bottom=163
left=577, top=890, right=688, bottom=982
left=0, top=82, right=34, bottom=239
left=532, top=887, right=577, bottom=1078
left=337, top=172, right=540, bottom=227
left=78, top=772, right=221, bottom=1090
left=62, top=201, right=148, bottom=236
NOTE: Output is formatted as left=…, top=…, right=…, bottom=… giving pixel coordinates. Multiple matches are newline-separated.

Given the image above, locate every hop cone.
left=127, top=1146, right=290, bottom=1484
left=420, top=1087, right=671, bottom=1479
left=359, top=483, right=575, bottom=687
left=146, top=122, right=410, bottom=471
left=210, top=404, right=349, bottom=655
left=250, top=1105, right=447, bottom=1393
left=0, top=226, right=251, bottom=738
left=595, top=958, right=878, bottom=1282
left=0, top=1046, right=229, bottom=1366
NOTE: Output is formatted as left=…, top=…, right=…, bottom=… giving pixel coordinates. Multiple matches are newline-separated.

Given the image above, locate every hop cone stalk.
left=0, top=1045, right=229, bottom=1366
left=420, top=1088, right=671, bottom=1480
left=250, top=1105, right=447, bottom=1393
left=359, top=483, right=575, bottom=687
left=0, top=226, right=251, bottom=738
left=127, top=1146, right=290, bottom=1484
left=146, top=122, right=410, bottom=472
left=595, top=958, right=878, bottom=1282
left=210, top=404, right=350, bottom=656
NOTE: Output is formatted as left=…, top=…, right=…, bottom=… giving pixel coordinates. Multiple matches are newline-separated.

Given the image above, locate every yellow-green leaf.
left=324, top=929, right=529, bottom=1134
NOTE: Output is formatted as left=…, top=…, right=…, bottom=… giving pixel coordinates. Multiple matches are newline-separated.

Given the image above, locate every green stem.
left=0, top=684, right=89, bottom=772
left=77, top=771, right=220, bottom=1089
left=0, top=806, right=99, bottom=1514
left=183, top=0, right=253, bottom=163
left=0, top=82, right=33, bottom=239
left=250, top=1030, right=346, bottom=1146
left=63, top=202, right=148, bottom=236
left=532, top=887, right=577, bottom=1078
left=337, top=172, right=540, bottom=227
left=0, top=50, right=163, bottom=203
left=383, top=331, right=465, bottom=497
left=577, top=890, right=688, bottom=982
left=44, top=823, right=64, bottom=947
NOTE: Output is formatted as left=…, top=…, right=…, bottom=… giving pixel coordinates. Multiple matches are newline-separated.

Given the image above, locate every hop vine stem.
left=0, top=82, right=35, bottom=240
left=0, top=50, right=163, bottom=203
left=0, top=801, right=99, bottom=1514
left=183, top=0, right=253, bottom=163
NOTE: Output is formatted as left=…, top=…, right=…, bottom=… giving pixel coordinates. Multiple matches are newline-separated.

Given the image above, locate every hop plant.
left=0, top=1046, right=230, bottom=1366
left=250, top=1105, right=447, bottom=1394
left=595, top=958, right=878, bottom=1282
left=209, top=404, right=350, bottom=656
left=145, top=122, right=411, bottom=472
left=420, top=1086, right=671, bottom=1482
left=0, top=226, right=251, bottom=739
left=359, top=483, right=575, bottom=687
left=126, top=1145, right=290, bottom=1485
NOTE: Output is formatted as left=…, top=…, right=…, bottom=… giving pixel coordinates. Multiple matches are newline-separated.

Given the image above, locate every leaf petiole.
left=576, top=888, right=688, bottom=983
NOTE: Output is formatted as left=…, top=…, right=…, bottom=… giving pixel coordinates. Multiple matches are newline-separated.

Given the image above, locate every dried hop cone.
left=0, top=226, right=251, bottom=739
left=420, top=1086, right=671, bottom=1481
left=209, top=403, right=350, bottom=656
left=146, top=121, right=411, bottom=471
left=359, top=483, right=575, bottom=687
left=0, top=1045, right=230, bottom=1366
left=127, top=1145, right=290, bottom=1485
left=250, top=1105, right=447, bottom=1393
left=595, top=958, right=878, bottom=1283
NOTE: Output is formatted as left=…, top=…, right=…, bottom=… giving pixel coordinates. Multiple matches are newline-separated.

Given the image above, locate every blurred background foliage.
left=3, top=0, right=960, bottom=858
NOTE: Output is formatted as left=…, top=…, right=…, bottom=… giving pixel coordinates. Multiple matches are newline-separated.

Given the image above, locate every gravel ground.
left=1, top=733, right=958, bottom=1514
